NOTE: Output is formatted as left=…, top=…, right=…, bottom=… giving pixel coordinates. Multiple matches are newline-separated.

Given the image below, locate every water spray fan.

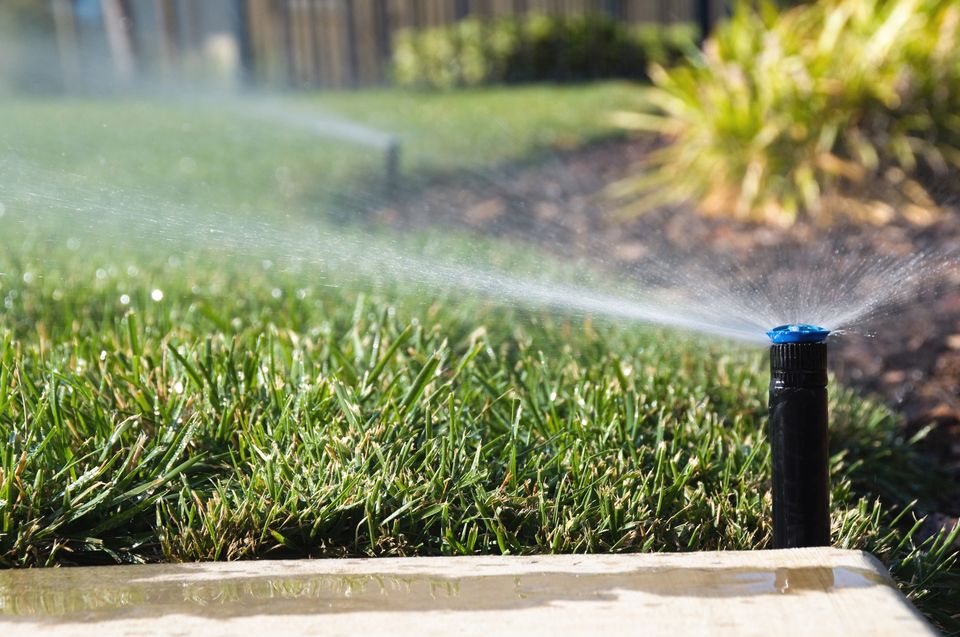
left=766, top=324, right=831, bottom=549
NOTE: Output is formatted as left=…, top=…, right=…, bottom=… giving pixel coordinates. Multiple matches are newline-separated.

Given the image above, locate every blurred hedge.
left=610, top=0, right=960, bottom=225
left=393, top=15, right=698, bottom=89
left=0, top=0, right=61, bottom=93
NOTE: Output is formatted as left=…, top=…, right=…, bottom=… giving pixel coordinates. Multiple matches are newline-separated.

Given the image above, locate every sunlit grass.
left=0, top=231, right=956, bottom=628
left=0, top=86, right=956, bottom=632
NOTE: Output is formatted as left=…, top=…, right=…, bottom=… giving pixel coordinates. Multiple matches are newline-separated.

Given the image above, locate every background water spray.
left=2, top=151, right=953, bottom=346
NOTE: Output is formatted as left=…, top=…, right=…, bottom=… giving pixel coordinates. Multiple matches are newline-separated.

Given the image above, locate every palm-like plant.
left=611, top=0, right=960, bottom=225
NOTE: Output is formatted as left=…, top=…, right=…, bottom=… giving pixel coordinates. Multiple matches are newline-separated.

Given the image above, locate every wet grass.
left=0, top=87, right=957, bottom=631
left=0, top=239, right=957, bottom=630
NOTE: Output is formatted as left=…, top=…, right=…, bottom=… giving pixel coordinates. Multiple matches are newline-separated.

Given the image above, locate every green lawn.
left=0, top=85, right=957, bottom=631
left=0, top=82, right=638, bottom=219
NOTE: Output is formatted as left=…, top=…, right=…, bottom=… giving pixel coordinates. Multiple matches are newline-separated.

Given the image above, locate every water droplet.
left=151, top=289, right=164, bottom=302
left=120, top=294, right=130, bottom=305
left=271, top=288, right=282, bottom=299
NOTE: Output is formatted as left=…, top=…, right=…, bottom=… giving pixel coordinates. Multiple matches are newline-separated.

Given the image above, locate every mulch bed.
left=372, top=137, right=960, bottom=529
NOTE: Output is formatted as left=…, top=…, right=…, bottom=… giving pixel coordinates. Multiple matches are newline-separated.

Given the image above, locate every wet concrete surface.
left=0, top=548, right=938, bottom=636
left=0, top=564, right=886, bottom=620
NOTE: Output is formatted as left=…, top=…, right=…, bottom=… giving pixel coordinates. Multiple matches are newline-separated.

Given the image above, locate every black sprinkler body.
left=767, top=325, right=831, bottom=549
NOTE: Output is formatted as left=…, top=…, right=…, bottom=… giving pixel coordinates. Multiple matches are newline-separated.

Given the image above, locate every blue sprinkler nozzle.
left=766, top=324, right=830, bottom=344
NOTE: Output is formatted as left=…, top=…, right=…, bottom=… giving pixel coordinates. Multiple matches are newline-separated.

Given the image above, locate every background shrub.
left=610, top=0, right=960, bottom=225
left=0, top=0, right=62, bottom=94
left=393, top=14, right=697, bottom=89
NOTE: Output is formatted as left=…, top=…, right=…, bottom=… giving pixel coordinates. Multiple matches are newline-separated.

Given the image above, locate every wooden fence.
left=57, top=0, right=724, bottom=90
left=246, top=0, right=722, bottom=88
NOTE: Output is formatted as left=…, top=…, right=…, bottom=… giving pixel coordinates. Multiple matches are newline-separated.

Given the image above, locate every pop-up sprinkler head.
left=768, top=324, right=831, bottom=549
left=384, top=136, right=400, bottom=195
left=766, top=324, right=830, bottom=344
